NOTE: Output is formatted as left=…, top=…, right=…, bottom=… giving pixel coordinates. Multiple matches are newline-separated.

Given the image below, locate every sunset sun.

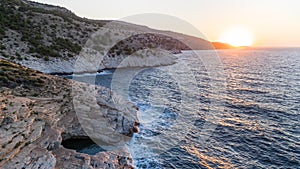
left=219, top=28, right=254, bottom=47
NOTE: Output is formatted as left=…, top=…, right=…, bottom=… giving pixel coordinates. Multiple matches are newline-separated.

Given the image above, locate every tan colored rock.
left=0, top=59, right=139, bottom=168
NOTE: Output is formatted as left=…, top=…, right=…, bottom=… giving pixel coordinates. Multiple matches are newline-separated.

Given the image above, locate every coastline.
left=0, top=59, right=139, bottom=168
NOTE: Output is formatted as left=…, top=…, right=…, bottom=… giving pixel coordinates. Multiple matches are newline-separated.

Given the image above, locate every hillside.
left=0, top=0, right=105, bottom=60
left=0, top=0, right=215, bottom=74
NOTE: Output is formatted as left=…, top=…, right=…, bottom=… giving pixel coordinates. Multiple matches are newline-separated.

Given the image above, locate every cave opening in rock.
left=61, top=137, right=106, bottom=155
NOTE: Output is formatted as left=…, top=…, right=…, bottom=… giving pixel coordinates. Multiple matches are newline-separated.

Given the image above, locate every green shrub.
left=44, top=56, right=49, bottom=61
left=17, top=56, right=22, bottom=60
left=67, top=53, right=73, bottom=57
left=14, top=142, right=21, bottom=149
left=52, top=37, right=82, bottom=54
left=29, top=47, right=35, bottom=53
left=0, top=76, right=8, bottom=83
left=2, top=53, right=9, bottom=58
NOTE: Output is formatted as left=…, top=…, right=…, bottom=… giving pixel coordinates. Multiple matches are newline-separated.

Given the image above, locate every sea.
left=63, top=48, right=300, bottom=169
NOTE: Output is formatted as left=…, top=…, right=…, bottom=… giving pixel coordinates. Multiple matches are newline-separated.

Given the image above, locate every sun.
left=218, top=28, right=254, bottom=47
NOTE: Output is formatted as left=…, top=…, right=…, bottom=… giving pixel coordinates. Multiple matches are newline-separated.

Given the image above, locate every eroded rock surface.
left=0, top=59, right=138, bottom=168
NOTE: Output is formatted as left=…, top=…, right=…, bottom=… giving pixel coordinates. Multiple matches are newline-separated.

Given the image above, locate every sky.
left=32, top=0, right=300, bottom=47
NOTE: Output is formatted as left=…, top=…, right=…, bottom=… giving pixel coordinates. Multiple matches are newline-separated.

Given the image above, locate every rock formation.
left=0, top=59, right=139, bottom=168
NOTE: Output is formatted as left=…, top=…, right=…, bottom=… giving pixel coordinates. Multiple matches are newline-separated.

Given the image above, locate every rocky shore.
left=0, top=1, right=218, bottom=168
left=0, top=59, right=139, bottom=168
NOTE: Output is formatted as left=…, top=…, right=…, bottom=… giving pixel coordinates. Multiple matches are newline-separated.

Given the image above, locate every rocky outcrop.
left=0, top=59, right=139, bottom=168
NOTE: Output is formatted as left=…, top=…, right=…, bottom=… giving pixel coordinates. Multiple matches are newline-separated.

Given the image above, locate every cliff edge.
left=0, top=59, right=139, bottom=168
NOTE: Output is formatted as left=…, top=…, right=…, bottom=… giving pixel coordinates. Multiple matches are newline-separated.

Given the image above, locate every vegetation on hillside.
left=0, top=59, right=44, bottom=88
left=0, top=0, right=218, bottom=64
left=107, top=33, right=191, bottom=57
left=0, top=0, right=105, bottom=60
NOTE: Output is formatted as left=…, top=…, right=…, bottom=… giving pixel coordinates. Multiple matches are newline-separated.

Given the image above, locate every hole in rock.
left=61, top=137, right=106, bottom=155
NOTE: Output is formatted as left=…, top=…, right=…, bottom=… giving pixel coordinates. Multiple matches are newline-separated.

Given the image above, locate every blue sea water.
left=64, top=48, right=300, bottom=169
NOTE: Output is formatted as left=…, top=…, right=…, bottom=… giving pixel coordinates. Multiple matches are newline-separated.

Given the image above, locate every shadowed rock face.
left=0, top=59, right=138, bottom=168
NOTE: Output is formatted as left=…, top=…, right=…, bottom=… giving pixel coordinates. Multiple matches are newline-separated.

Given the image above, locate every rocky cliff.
left=0, top=59, right=139, bottom=168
